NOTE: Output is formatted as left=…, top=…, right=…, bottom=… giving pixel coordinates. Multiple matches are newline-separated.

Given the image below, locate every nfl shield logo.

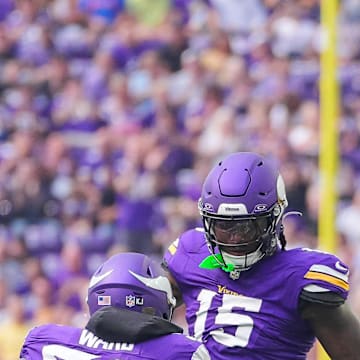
left=126, top=295, right=136, bottom=308
left=230, top=269, right=241, bottom=280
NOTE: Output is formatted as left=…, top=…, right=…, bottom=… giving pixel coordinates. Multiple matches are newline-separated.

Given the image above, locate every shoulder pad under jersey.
left=167, top=228, right=206, bottom=256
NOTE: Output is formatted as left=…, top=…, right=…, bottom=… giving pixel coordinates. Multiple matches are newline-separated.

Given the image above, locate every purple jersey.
left=164, top=228, right=350, bottom=360
left=20, top=323, right=210, bottom=360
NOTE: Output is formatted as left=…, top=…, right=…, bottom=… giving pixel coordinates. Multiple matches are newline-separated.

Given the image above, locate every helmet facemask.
left=200, top=202, right=285, bottom=273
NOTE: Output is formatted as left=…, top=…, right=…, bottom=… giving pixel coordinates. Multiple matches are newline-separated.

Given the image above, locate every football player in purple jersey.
left=162, top=152, right=360, bottom=360
left=20, top=252, right=210, bottom=360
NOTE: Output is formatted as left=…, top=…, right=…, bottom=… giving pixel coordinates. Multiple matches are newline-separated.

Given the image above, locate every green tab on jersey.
left=199, top=254, right=235, bottom=273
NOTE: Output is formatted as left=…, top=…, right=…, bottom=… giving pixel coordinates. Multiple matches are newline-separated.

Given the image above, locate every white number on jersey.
left=42, top=344, right=101, bottom=360
left=194, top=289, right=262, bottom=347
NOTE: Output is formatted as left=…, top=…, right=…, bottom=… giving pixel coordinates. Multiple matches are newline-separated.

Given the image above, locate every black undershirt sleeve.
left=298, top=289, right=345, bottom=311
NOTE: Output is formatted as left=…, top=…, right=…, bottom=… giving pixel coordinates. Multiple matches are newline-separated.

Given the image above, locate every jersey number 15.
left=193, top=289, right=262, bottom=347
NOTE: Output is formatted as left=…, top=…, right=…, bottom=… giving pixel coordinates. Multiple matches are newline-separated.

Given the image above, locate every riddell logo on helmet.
left=218, top=203, right=248, bottom=215
left=225, top=207, right=241, bottom=211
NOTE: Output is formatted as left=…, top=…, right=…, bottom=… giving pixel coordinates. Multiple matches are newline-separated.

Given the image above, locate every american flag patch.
left=97, top=295, right=111, bottom=306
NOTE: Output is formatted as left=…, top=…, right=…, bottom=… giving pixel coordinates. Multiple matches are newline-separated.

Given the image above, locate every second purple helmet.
left=87, top=252, right=176, bottom=319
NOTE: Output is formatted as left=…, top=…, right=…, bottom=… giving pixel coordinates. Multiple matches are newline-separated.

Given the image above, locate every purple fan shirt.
left=20, top=323, right=210, bottom=360
left=164, top=228, right=350, bottom=360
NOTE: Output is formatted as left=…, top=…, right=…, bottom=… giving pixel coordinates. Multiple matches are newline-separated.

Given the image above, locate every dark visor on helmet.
left=210, top=214, right=272, bottom=248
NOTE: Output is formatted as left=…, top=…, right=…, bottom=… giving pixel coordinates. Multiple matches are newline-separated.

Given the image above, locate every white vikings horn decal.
left=129, top=270, right=176, bottom=307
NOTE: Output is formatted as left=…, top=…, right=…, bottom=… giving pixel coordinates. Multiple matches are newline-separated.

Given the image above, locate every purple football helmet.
left=198, top=152, right=288, bottom=272
left=87, top=252, right=176, bottom=320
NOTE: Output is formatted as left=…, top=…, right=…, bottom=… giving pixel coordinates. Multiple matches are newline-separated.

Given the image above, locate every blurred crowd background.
left=0, top=0, right=360, bottom=359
